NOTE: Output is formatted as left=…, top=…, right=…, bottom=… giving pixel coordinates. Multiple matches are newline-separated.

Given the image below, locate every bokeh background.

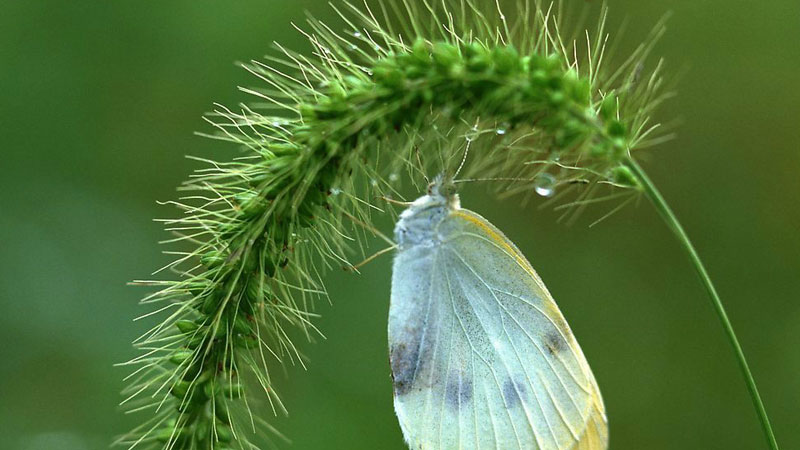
left=1, top=0, right=798, bottom=449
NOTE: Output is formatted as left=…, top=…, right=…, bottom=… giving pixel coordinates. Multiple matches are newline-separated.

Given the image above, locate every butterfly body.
left=389, top=181, right=607, bottom=450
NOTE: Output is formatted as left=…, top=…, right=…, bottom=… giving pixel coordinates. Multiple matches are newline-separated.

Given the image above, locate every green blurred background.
left=1, top=0, right=798, bottom=448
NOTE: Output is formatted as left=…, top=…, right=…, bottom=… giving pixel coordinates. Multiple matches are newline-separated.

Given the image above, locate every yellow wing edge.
left=453, top=208, right=610, bottom=450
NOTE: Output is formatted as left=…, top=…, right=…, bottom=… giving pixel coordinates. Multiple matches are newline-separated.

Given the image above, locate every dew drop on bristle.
left=534, top=173, right=556, bottom=197
left=352, top=31, right=362, bottom=38
left=496, top=122, right=510, bottom=135
left=465, top=125, right=480, bottom=142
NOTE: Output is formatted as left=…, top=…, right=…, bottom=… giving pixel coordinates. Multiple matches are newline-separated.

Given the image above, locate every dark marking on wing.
left=502, top=378, right=527, bottom=408
left=544, top=329, right=567, bottom=356
left=445, top=372, right=472, bottom=409
left=390, top=341, right=420, bottom=396
left=390, top=324, right=439, bottom=396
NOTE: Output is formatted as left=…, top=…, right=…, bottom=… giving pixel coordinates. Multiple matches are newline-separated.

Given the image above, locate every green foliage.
left=118, top=1, right=671, bottom=448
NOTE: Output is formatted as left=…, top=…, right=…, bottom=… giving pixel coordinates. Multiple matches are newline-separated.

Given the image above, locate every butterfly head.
left=426, top=174, right=460, bottom=209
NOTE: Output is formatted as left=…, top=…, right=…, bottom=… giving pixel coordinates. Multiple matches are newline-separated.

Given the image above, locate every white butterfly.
left=389, top=178, right=607, bottom=450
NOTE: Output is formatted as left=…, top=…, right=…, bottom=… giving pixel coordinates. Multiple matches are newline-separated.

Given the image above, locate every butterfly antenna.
left=453, top=135, right=472, bottom=181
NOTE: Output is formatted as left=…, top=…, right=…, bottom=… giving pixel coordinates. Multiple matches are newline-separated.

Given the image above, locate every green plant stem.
left=623, top=157, right=778, bottom=450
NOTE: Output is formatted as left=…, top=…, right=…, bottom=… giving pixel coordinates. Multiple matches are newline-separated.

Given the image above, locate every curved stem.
left=623, top=157, right=779, bottom=450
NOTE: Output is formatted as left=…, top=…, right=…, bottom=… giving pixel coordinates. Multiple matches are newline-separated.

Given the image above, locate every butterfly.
left=388, top=176, right=607, bottom=449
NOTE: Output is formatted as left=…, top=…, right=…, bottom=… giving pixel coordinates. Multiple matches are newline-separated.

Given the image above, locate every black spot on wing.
left=544, top=329, right=567, bottom=356
left=445, top=372, right=472, bottom=409
left=502, top=378, right=527, bottom=408
left=390, top=325, right=438, bottom=396
left=390, top=341, right=419, bottom=396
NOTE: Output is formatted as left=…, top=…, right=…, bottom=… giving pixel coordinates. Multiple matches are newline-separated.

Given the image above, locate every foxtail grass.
left=117, top=1, right=778, bottom=449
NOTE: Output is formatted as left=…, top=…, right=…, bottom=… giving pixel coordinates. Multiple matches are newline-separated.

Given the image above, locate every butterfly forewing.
left=390, top=197, right=607, bottom=450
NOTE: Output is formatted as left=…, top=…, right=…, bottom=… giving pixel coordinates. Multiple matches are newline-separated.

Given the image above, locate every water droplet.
left=389, top=173, right=399, bottom=182
left=465, top=125, right=480, bottom=142
left=352, top=31, right=362, bottom=38
left=370, top=179, right=379, bottom=186
left=349, top=44, right=358, bottom=51
left=495, top=122, right=510, bottom=135
left=534, top=174, right=556, bottom=197
left=330, top=188, right=342, bottom=196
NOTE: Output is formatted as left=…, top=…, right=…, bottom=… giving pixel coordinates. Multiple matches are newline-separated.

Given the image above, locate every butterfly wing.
left=389, top=208, right=607, bottom=450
